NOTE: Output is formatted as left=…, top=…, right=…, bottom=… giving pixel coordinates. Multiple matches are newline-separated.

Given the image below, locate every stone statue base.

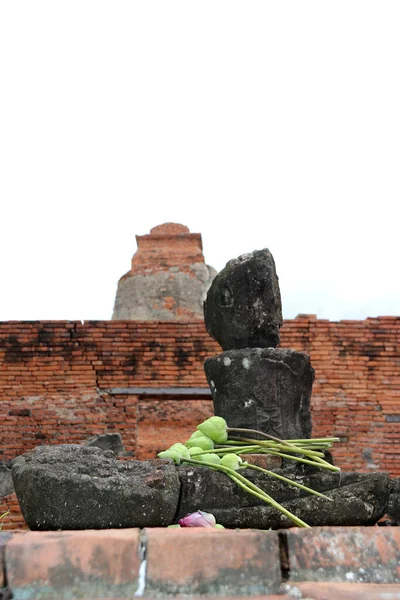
left=204, top=348, right=314, bottom=440
left=11, top=446, right=394, bottom=531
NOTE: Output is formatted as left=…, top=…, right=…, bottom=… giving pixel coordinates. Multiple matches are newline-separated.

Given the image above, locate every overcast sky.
left=1, top=1, right=399, bottom=322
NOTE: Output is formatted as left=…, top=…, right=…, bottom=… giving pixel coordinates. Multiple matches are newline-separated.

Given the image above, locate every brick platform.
left=1, top=527, right=400, bottom=598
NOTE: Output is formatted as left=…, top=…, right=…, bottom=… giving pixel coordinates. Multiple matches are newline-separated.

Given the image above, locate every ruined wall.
left=112, top=223, right=216, bottom=320
left=0, top=316, right=399, bottom=529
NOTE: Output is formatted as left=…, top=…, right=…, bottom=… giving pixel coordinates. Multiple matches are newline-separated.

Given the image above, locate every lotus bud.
left=158, top=443, right=190, bottom=464
left=220, top=453, right=242, bottom=471
left=197, top=416, right=228, bottom=444
left=178, top=510, right=216, bottom=528
left=188, top=446, right=204, bottom=457
left=214, top=524, right=225, bottom=529
left=169, top=443, right=190, bottom=459
left=188, top=430, right=204, bottom=440
left=184, top=430, right=204, bottom=448
left=198, top=453, right=221, bottom=465
left=157, top=449, right=182, bottom=464
left=185, top=435, right=214, bottom=450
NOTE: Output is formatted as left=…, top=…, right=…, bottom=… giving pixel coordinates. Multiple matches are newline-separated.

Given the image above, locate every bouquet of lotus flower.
left=158, top=417, right=340, bottom=528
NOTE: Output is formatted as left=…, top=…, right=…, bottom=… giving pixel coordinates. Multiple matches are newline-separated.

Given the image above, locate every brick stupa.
left=112, top=223, right=216, bottom=320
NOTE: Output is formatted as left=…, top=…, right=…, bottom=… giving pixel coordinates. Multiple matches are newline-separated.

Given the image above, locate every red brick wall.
left=0, top=317, right=399, bottom=529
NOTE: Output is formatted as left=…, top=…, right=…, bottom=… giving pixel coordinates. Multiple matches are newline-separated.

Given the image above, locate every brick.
left=286, top=526, right=400, bottom=583
left=144, top=527, right=281, bottom=596
left=293, top=581, right=400, bottom=599
left=6, top=529, right=141, bottom=598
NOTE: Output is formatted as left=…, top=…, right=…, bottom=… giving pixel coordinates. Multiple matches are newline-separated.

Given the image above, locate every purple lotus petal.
left=178, top=510, right=216, bottom=528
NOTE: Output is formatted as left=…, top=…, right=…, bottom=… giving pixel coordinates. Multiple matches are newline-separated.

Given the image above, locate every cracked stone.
left=12, top=445, right=180, bottom=530
left=204, top=249, right=283, bottom=350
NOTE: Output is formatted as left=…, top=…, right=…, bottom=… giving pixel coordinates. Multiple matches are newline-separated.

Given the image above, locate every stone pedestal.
left=204, top=347, right=314, bottom=440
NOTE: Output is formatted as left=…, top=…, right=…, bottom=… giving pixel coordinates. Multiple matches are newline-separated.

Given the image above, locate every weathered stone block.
left=177, top=466, right=390, bottom=529
left=0, top=464, right=14, bottom=498
left=11, top=445, right=180, bottom=530
left=204, top=347, right=313, bottom=440
left=86, top=432, right=125, bottom=455
left=204, top=249, right=283, bottom=350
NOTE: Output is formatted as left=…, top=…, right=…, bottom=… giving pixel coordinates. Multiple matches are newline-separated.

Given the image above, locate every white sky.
left=1, top=1, right=399, bottom=322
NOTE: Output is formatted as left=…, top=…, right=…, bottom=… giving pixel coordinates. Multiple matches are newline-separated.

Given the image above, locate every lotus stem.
left=286, top=438, right=340, bottom=444
left=227, top=428, right=307, bottom=454
left=228, top=436, right=326, bottom=458
left=194, top=445, right=261, bottom=456
left=262, top=449, right=340, bottom=471
left=241, top=462, right=333, bottom=501
left=226, top=472, right=310, bottom=528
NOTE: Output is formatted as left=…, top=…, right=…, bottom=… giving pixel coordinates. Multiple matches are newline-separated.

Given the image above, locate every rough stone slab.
left=204, top=249, right=283, bottom=350
left=387, top=478, right=400, bottom=524
left=11, top=445, right=180, bottom=530
left=286, top=526, right=400, bottom=583
left=177, top=467, right=390, bottom=529
left=204, top=347, right=313, bottom=439
left=291, top=582, right=400, bottom=599
left=0, top=464, right=14, bottom=498
left=6, top=529, right=141, bottom=599
left=86, top=432, right=125, bottom=455
left=210, top=472, right=390, bottom=529
left=144, top=527, right=281, bottom=596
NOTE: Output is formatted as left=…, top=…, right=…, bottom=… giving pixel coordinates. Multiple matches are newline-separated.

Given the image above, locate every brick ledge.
left=1, top=526, right=400, bottom=598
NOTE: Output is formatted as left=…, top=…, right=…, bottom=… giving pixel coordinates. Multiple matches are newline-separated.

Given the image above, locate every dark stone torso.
left=204, top=347, right=313, bottom=440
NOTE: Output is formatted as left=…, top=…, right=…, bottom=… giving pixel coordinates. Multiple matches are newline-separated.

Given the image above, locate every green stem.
left=228, top=428, right=307, bottom=454
left=241, top=463, right=333, bottom=501
left=193, top=445, right=261, bottom=456
left=274, top=446, right=325, bottom=458
left=232, top=437, right=325, bottom=458
left=262, top=449, right=340, bottom=471
left=227, top=427, right=286, bottom=444
left=283, top=438, right=339, bottom=443
left=216, top=440, right=250, bottom=447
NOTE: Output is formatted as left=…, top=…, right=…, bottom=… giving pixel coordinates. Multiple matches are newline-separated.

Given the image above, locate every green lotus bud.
left=169, top=443, right=190, bottom=459
left=188, top=446, right=204, bottom=456
left=185, top=435, right=214, bottom=450
left=220, top=453, right=242, bottom=471
left=197, top=416, right=228, bottom=444
left=214, top=524, right=225, bottom=529
left=158, top=449, right=182, bottom=464
left=198, top=453, right=221, bottom=465
left=188, top=430, right=204, bottom=440
left=158, top=443, right=190, bottom=464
